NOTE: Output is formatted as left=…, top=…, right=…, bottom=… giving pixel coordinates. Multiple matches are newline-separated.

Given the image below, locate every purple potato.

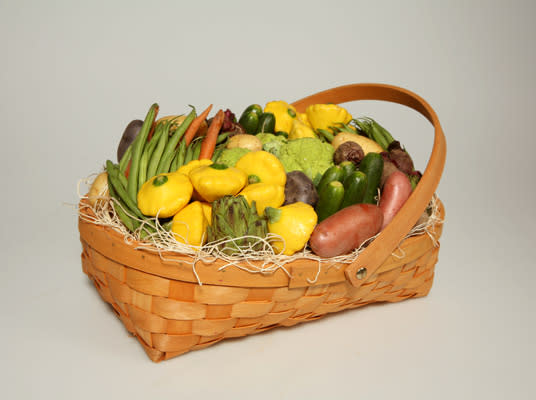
left=117, top=119, right=143, bottom=162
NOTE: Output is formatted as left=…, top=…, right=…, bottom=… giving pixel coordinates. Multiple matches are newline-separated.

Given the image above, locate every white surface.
left=1, top=1, right=535, bottom=399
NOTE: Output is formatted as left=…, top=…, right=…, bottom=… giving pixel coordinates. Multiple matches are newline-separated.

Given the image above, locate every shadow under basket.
left=78, top=83, right=447, bottom=362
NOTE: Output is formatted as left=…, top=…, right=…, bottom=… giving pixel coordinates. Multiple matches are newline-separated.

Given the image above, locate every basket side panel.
left=80, top=224, right=441, bottom=362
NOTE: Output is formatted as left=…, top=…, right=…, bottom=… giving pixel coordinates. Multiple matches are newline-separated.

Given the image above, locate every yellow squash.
left=239, top=183, right=285, bottom=216
left=171, top=201, right=208, bottom=246
left=177, top=159, right=213, bottom=176
left=289, top=119, right=316, bottom=140
left=265, top=202, right=317, bottom=256
left=137, top=172, right=192, bottom=218
left=306, top=104, right=352, bottom=132
left=264, top=100, right=297, bottom=134
left=235, top=151, right=286, bottom=186
left=189, top=163, right=247, bottom=202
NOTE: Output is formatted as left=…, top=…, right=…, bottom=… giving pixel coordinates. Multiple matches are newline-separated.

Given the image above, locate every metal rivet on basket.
left=356, top=267, right=367, bottom=280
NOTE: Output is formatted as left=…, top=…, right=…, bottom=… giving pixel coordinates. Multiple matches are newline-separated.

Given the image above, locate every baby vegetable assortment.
left=94, top=101, right=422, bottom=257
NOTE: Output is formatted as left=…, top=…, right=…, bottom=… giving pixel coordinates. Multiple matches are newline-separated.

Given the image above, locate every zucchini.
left=359, top=152, right=384, bottom=204
left=340, top=171, right=367, bottom=209
left=338, top=161, right=356, bottom=181
left=316, top=165, right=344, bottom=194
left=256, top=112, right=276, bottom=134
left=315, top=181, right=344, bottom=222
left=238, top=104, right=263, bottom=134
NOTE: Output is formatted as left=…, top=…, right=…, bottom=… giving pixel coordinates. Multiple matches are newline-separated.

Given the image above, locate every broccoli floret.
left=256, top=133, right=287, bottom=157
left=215, top=147, right=250, bottom=167
left=277, top=138, right=334, bottom=182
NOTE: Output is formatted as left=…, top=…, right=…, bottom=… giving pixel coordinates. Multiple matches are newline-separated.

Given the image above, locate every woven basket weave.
left=79, top=83, right=446, bottom=362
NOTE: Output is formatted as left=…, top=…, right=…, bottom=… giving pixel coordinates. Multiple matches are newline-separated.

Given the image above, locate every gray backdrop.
left=1, top=0, right=534, bottom=399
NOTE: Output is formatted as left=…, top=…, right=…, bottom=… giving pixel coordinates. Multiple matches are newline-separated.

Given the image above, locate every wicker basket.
left=79, top=83, right=446, bottom=362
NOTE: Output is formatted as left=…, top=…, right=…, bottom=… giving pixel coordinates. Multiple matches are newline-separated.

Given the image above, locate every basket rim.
left=79, top=199, right=444, bottom=289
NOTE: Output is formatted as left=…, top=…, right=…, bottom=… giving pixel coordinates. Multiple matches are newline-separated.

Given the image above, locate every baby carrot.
left=183, top=104, right=213, bottom=146
left=199, top=109, right=224, bottom=160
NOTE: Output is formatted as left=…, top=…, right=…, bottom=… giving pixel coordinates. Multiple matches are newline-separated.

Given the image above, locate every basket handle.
left=291, top=83, right=446, bottom=288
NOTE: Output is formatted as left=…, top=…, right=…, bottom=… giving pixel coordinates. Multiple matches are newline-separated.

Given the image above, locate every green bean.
left=162, top=220, right=173, bottom=231
left=116, top=165, right=128, bottom=189
left=139, top=122, right=165, bottom=187
left=108, top=179, right=140, bottom=232
left=370, top=124, right=388, bottom=150
left=139, top=221, right=157, bottom=239
left=146, top=122, right=169, bottom=180
left=211, top=143, right=225, bottom=162
left=106, top=160, right=144, bottom=219
left=183, top=141, right=195, bottom=165
left=175, top=139, right=187, bottom=170
left=170, top=151, right=180, bottom=172
left=354, top=119, right=373, bottom=139
left=126, top=103, right=159, bottom=203
left=156, top=107, right=196, bottom=174
left=216, top=131, right=230, bottom=145
left=192, top=138, right=202, bottom=160
left=371, top=119, right=395, bottom=147
left=138, top=152, right=149, bottom=189
left=317, top=129, right=334, bottom=142
left=119, top=143, right=133, bottom=173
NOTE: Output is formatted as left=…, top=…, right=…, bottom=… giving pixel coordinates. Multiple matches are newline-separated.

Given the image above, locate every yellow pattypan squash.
left=171, top=201, right=208, bottom=246
left=235, top=151, right=286, bottom=186
left=239, top=183, right=285, bottom=216
left=306, top=104, right=352, bottom=132
left=177, top=159, right=213, bottom=176
left=289, top=119, right=316, bottom=140
left=264, top=100, right=297, bottom=134
left=189, top=163, right=247, bottom=202
left=296, top=112, right=312, bottom=127
left=265, top=202, right=317, bottom=255
left=137, top=172, right=192, bottom=218
left=200, top=202, right=212, bottom=225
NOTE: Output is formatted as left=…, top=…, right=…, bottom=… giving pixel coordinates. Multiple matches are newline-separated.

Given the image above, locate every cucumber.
left=316, top=165, right=344, bottom=194
left=359, top=152, right=384, bottom=204
left=238, top=104, right=263, bottom=134
left=338, top=161, right=356, bottom=181
left=340, top=171, right=367, bottom=209
left=315, top=181, right=344, bottom=222
left=256, top=112, right=276, bottom=134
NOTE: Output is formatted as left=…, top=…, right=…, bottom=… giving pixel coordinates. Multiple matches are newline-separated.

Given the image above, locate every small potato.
left=226, top=134, right=262, bottom=151
left=88, top=172, right=109, bottom=207
left=283, top=171, right=319, bottom=207
left=331, top=132, right=383, bottom=155
left=117, top=120, right=143, bottom=162
left=379, top=170, right=412, bottom=230
left=309, top=204, right=383, bottom=258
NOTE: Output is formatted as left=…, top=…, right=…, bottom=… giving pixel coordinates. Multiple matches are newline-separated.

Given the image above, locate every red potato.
left=309, top=204, right=383, bottom=258
left=379, top=170, right=412, bottom=230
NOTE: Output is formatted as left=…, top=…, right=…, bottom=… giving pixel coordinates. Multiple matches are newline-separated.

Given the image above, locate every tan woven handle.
left=291, top=83, right=446, bottom=288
